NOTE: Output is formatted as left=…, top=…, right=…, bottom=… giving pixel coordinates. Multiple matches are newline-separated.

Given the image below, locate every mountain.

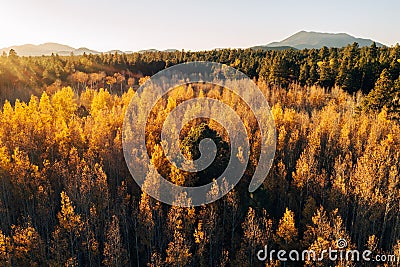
left=250, top=45, right=297, bottom=51
left=137, top=48, right=179, bottom=53
left=0, top=43, right=73, bottom=56
left=57, top=47, right=99, bottom=56
left=163, top=49, right=179, bottom=52
left=137, top=49, right=159, bottom=53
left=265, top=31, right=384, bottom=49
left=0, top=43, right=138, bottom=56
left=0, top=31, right=385, bottom=56
left=0, top=42, right=182, bottom=56
left=0, top=43, right=100, bottom=56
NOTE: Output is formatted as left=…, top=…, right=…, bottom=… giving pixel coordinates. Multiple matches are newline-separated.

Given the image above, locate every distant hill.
left=265, top=31, right=384, bottom=49
left=0, top=43, right=135, bottom=56
left=137, top=49, right=179, bottom=53
left=59, top=47, right=99, bottom=56
left=0, top=43, right=100, bottom=56
left=107, top=50, right=126, bottom=54
left=0, top=43, right=74, bottom=56
left=137, top=49, right=159, bottom=53
left=250, top=45, right=297, bottom=51
left=0, top=32, right=386, bottom=57
left=0, top=43, right=182, bottom=56
left=163, top=49, right=179, bottom=53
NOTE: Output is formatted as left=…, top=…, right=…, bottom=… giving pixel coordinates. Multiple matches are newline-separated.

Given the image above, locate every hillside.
left=266, top=30, right=384, bottom=49
left=0, top=31, right=386, bottom=56
left=0, top=43, right=180, bottom=56
left=0, top=43, right=123, bottom=56
left=249, top=45, right=296, bottom=51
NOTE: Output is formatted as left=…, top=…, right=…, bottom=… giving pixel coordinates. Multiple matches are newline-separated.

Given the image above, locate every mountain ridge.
left=264, top=31, right=384, bottom=49
left=0, top=43, right=130, bottom=56
left=0, top=43, right=181, bottom=56
left=1, top=31, right=387, bottom=56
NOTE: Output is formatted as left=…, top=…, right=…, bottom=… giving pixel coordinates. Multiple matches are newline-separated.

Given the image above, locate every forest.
left=0, top=43, right=399, bottom=266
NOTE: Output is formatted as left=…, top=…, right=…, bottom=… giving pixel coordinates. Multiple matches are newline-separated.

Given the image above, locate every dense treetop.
left=0, top=43, right=399, bottom=266
left=1, top=42, right=399, bottom=100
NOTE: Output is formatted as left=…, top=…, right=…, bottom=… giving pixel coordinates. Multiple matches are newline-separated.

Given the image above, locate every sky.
left=1, top=0, right=399, bottom=52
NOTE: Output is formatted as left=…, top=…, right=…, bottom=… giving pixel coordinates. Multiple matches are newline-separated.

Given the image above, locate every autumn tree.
left=103, top=215, right=127, bottom=266
left=51, top=191, right=83, bottom=266
left=11, top=222, right=45, bottom=266
left=275, top=208, right=298, bottom=251
left=236, top=207, right=272, bottom=266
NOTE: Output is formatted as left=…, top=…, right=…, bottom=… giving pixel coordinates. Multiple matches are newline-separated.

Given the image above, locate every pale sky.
left=1, top=0, right=399, bottom=51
